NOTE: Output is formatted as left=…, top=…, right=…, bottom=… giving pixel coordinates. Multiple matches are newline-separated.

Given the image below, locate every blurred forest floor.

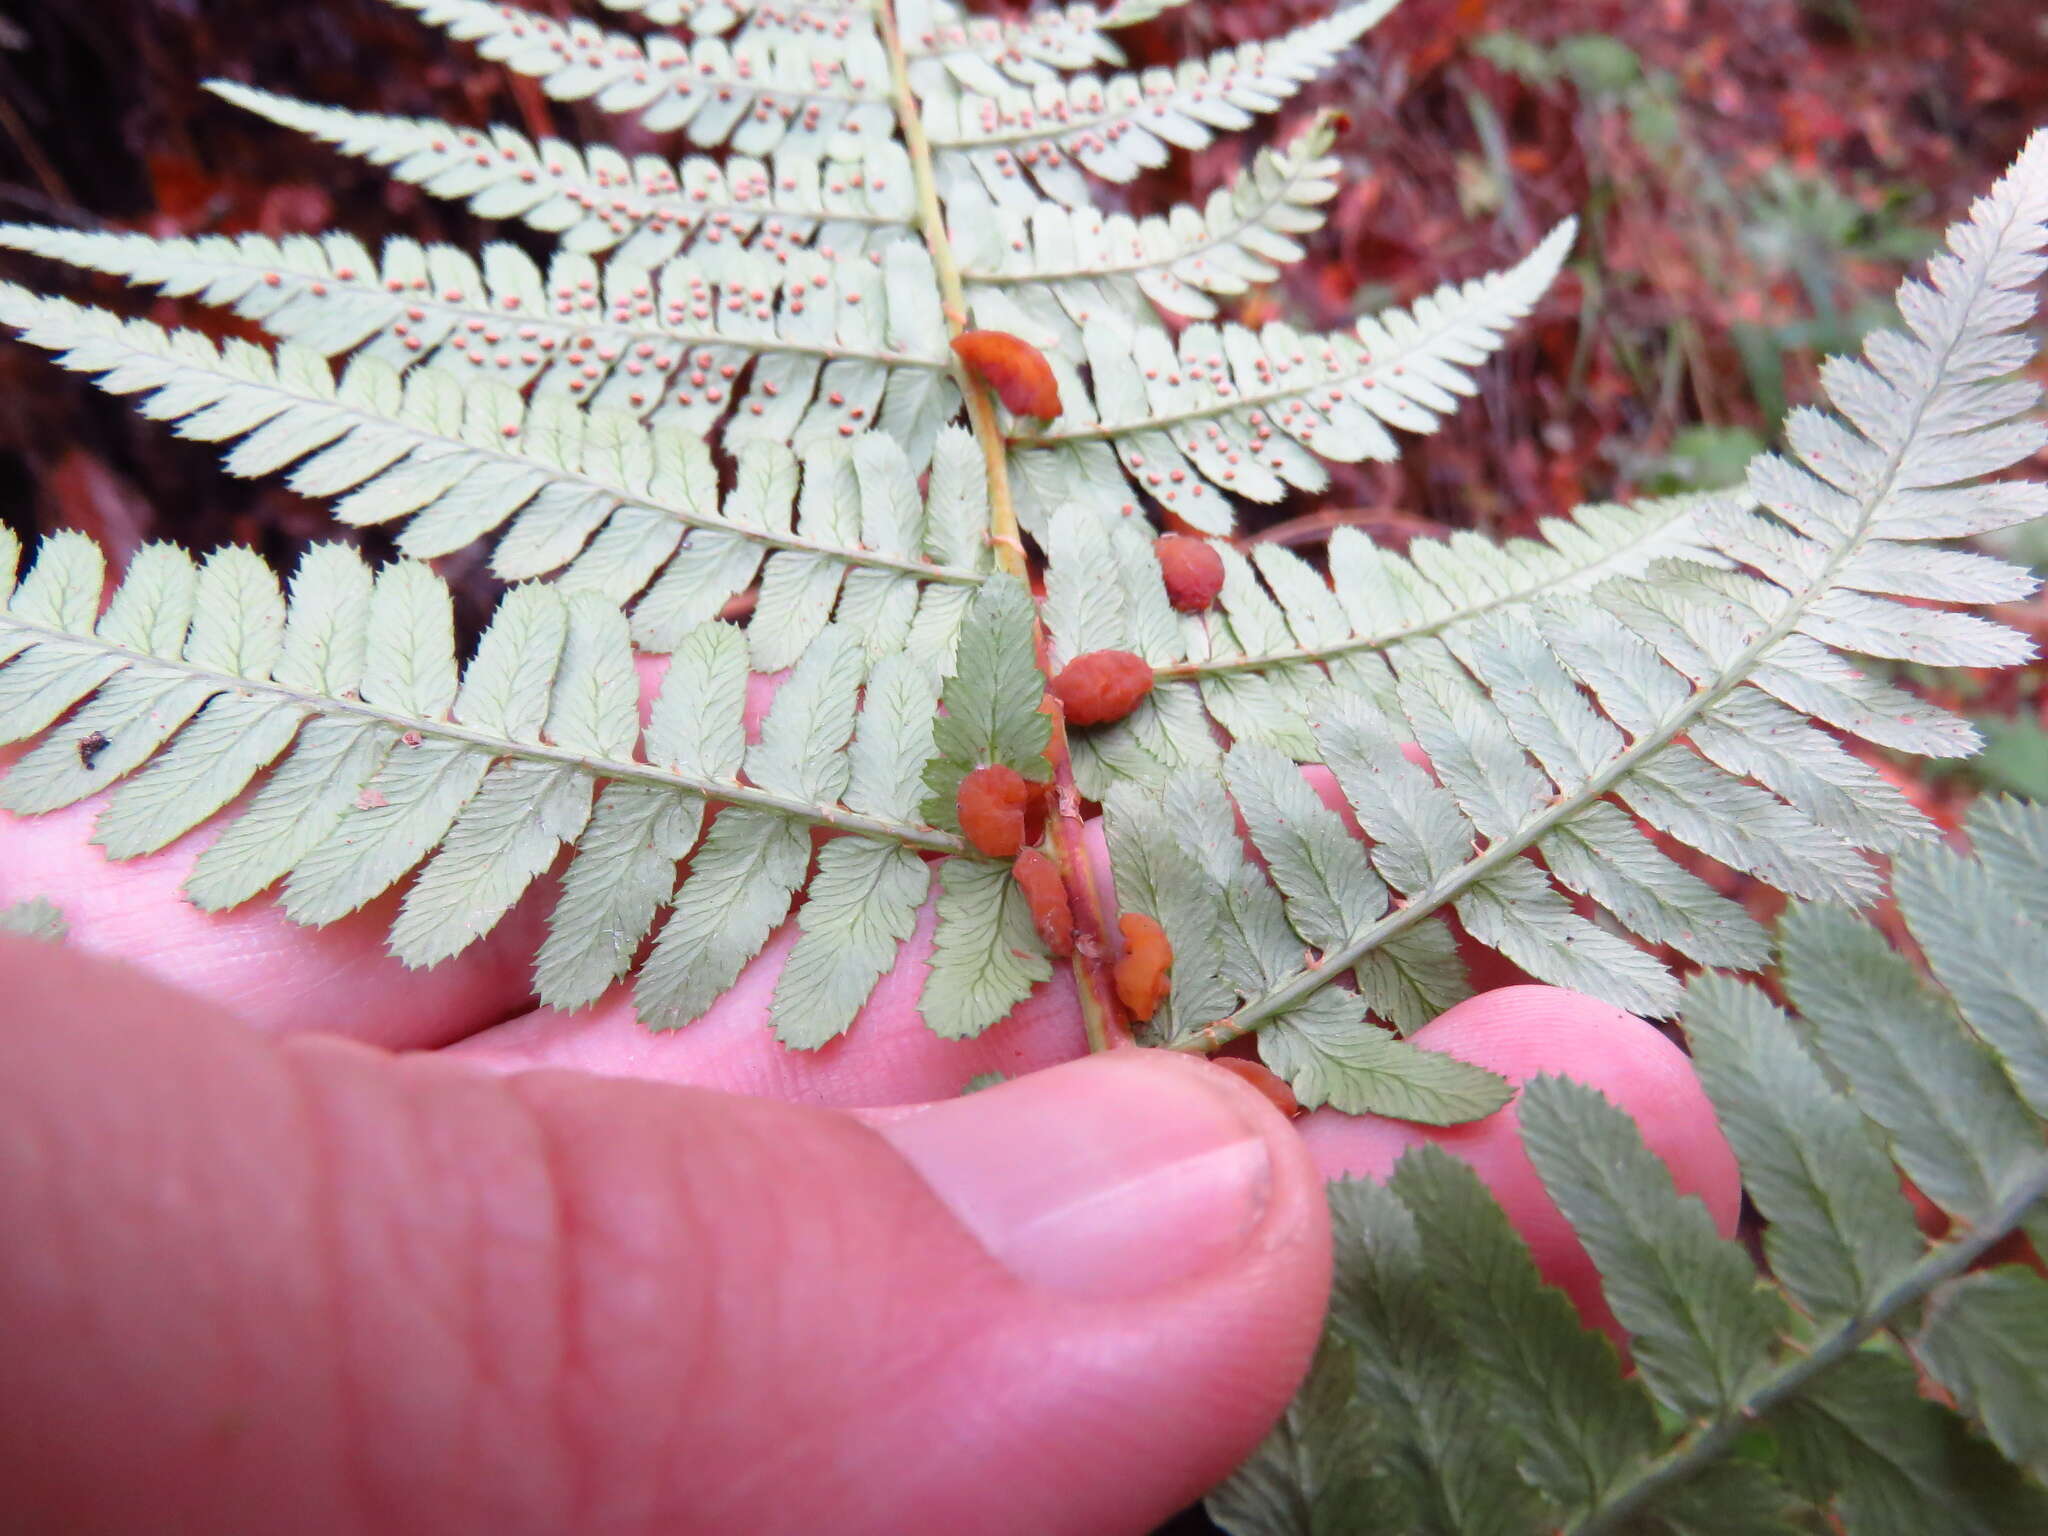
left=2, top=0, right=2046, bottom=815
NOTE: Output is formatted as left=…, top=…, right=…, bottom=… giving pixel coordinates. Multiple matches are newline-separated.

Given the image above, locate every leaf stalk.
left=1569, top=1156, right=2048, bottom=1533
left=878, top=0, right=1126, bottom=1046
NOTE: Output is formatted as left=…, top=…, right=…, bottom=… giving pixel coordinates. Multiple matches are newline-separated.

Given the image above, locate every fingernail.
left=877, top=1050, right=1274, bottom=1299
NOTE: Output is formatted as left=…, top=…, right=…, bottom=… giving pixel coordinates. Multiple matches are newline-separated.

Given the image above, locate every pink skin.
left=457, top=893, right=1088, bottom=1104
left=0, top=669, right=1738, bottom=1533
left=1298, top=986, right=1742, bottom=1343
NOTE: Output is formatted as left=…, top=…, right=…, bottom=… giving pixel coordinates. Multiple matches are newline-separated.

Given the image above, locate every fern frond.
left=954, top=113, right=1340, bottom=344
left=0, top=221, right=960, bottom=465
left=0, top=284, right=987, bottom=645
left=1217, top=796, right=2048, bottom=1533
left=1101, top=130, right=2048, bottom=1088
left=1008, top=220, right=1576, bottom=533
left=385, top=0, right=896, bottom=152
left=207, top=81, right=917, bottom=268
left=921, top=2, right=1392, bottom=208
left=0, top=528, right=1059, bottom=1042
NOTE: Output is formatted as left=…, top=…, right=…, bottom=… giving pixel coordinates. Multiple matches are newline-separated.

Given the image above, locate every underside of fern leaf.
left=1215, top=794, right=2048, bottom=1534
left=2, top=0, right=2045, bottom=1130
left=1100, top=124, right=2048, bottom=1116
left=0, top=508, right=1051, bottom=1046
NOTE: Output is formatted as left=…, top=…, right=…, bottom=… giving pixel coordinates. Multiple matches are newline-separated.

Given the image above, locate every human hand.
left=0, top=746, right=1736, bottom=1536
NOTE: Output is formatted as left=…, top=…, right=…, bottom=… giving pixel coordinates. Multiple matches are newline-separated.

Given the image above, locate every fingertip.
left=0, top=796, right=550, bottom=1048
left=881, top=1046, right=1326, bottom=1300
left=871, top=1046, right=1334, bottom=1523
left=0, top=959, right=1318, bottom=1536
left=452, top=894, right=1090, bottom=1106
left=1417, top=984, right=1739, bottom=1233
left=1297, top=985, right=1739, bottom=1339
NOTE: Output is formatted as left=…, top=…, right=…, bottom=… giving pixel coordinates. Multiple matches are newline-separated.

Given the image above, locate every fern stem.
left=878, top=0, right=1124, bottom=1048
left=1569, top=1154, right=2048, bottom=1534
left=0, top=614, right=967, bottom=854
left=875, top=0, right=1025, bottom=579
left=1046, top=705, right=1131, bottom=1053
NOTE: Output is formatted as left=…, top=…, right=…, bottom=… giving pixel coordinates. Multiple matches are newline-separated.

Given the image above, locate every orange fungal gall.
left=1049, top=649, right=1154, bottom=727
left=950, top=330, right=1062, bottom=420
left=955, top=764, right=1033, bottom=858
left=1209, top=1057, right=1301, bottom=1118
left=1009, top=849, right=1074, bottom=956
left=1113, top=911, right=1173, bottom=1021
left=1155, top=534, right=1225, bottom=612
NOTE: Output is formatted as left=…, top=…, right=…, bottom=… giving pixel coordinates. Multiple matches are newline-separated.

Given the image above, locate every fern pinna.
left=1216, top=798, right=2048, bottom=1534
left=5, top=0, right=2048, bottom=1518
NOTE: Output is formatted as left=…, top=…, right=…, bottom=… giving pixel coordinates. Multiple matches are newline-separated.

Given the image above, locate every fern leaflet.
left=1006, top=220, right=1577, bottom=534
left=0, top=522, right=1057, bottom=1045
left=1052, top=129, right=2048, bottom=1119
left=1217, top=795, right=2048, bottom=1533
left=207, top=80, right=918, bottom=268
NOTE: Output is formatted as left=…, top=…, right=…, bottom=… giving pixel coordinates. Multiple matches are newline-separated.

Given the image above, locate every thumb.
left=0, top=938, right=1331, bottom=1536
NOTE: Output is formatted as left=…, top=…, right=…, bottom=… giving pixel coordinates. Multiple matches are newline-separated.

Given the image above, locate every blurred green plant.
left=1960, top=716, right=2048, bottom=801
left=1637, top=424, right=1768, bottom=495
left=1475, top=27, right=1939, bottom=505
left=1472, top=31, right=1682, bottom=158
left=1734, top=167, right=1939, bottom=424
